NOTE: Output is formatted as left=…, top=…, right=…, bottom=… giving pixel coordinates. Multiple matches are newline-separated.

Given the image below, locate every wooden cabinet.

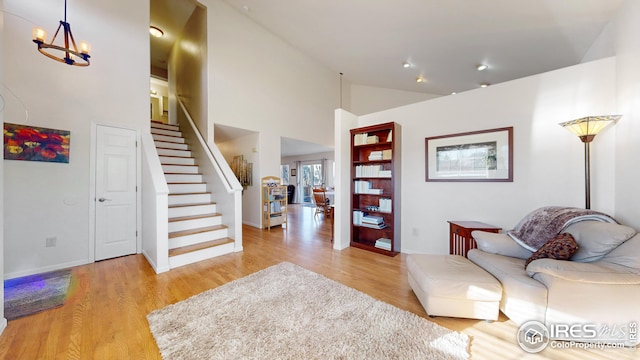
left=350, top=122, right=400, bottom=256
left=448, top=221, right=501, bottom=257
left=262, top=176, right=287, bottom=230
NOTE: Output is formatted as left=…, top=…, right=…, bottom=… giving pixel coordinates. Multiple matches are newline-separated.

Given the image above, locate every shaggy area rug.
left=4, top=269, right=72, bottom=320
left=147, top=262, right=470, bottom=359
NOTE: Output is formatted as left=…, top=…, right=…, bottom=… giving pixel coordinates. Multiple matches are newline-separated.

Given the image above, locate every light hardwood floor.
left=0, top=204, right=636, bottom=359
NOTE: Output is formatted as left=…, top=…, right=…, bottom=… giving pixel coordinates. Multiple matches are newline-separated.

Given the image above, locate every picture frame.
left=425, top=126, right=513, bottom=182
left=280, top=164, right=290, bottom=185
left=291, top=168, right=297, bottom=177
left=4, top=123, right=71, bottom=163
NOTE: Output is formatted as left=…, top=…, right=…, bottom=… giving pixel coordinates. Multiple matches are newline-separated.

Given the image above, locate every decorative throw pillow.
left=524, top=233, right=579, bottom=268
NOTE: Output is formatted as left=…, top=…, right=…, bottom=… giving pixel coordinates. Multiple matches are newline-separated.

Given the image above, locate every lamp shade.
left=559, top=115, right=621, bottom=143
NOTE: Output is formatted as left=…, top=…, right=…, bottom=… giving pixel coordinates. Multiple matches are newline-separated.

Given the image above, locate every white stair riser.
left=151, top=123, right=179, bottom=131
left=153, top=134, right=185, bottom=143
left=155, top=141, right=189, bottom=150
left=162, top=165, right=199, bottom=174
left=169, top=204, right=217, bottom=218
left=165, top=174, right=203, bottom=183
left=169, top=228, right=229, bottom=249
left=169, top=183, right=207, bottom=194
left=168, top=193, right=212, bottom=206
left=169, top=216, right=222, bottom=232
left=157, top=148, right=192, bottom=157
left=151, top=128, right=182, bottom=137
left=169, top=242, right=234, bottom=269
left=160, top=156, right=196, bottom=166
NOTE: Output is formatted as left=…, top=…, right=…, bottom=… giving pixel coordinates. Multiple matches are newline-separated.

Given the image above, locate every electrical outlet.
left=46, top=237, right=57, bottom=247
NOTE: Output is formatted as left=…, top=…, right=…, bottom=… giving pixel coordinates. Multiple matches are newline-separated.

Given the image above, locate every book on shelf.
left=354, top=180, right=383, bottom=194
left=386, top=130, right=392, bottom=142
left=354, top=133, right=379, bottom=146
left=361, top=215, right=384, bottom=225
left=375, top=237, right=392, bottom=250
left=355, top=165, right=392, bottom=178
left=382, top=149, right=392, bottom=160
left=378, top=198, right=392, bottom=212
left=360, top=223, right=387, bottom=230
left=368, top=150, right=383, bottom=161
left=353, top=210, right=364, bottom=226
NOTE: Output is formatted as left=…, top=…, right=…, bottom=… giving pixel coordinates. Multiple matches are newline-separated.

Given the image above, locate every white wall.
left=174, top=4, right=208, bottom=139
left=0, top=0, right=6, bottom=332
left=204, top=0, right=338, bottom=174
left=218, top=133, right=261, bottom=227
left=3, top=0, right=149, bottom=277
left=350, top=84, right=442, bottom=116
left=351, top=58, right=617, bottom=255
left=613, top=0, right=640, bottom=229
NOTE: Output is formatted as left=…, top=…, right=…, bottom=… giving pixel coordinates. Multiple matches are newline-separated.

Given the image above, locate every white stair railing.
left=176, top=98, right=243, bottom=251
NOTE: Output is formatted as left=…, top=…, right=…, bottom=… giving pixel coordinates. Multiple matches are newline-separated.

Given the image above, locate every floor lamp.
left=559, top=115, right=621, bottom=209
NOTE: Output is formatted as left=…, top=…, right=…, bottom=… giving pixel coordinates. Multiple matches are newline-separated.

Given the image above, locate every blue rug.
left=4, top=269, right=72, bottom=320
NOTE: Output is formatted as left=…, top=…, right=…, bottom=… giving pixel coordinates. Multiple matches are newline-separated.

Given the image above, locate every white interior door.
left=95, top=125, right=137, bottom=261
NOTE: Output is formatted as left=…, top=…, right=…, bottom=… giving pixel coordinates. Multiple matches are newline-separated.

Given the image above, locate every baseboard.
left=0, top=317, right=7, bottom=336
left=142, top=250, right=170, bottom=274
left=4, top=259, right=91, bottom=280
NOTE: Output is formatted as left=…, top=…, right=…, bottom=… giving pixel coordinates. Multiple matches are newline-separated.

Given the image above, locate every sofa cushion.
left=472, top=230, right=533, bottom=259
left=525, top=233, right=578, bottom=268
left=600, top=233, right=640, bottom=273
left=468, top=249, right=548, bottom=325
left=526, top=258, right=640, bottom=284
left=564, top=221, right=637, bottom=262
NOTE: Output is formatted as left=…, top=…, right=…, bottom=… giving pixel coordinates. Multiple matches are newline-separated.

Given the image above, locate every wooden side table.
left=448, top=221, right=501, bottom=257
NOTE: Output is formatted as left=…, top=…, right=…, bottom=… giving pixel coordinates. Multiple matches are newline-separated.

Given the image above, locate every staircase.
left=151, top=120, right=235, bottom=269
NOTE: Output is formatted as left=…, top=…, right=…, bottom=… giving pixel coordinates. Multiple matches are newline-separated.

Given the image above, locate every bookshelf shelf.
left=350, top=122, right=400, bottom=256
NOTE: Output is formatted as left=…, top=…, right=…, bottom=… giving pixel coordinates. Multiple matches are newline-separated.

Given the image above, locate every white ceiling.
left=150, top=0, right=624, bottom=155
left=220, top=0, right=623, bottom=95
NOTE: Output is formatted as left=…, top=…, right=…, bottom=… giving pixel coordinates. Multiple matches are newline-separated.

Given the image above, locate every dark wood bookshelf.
left=350, top=122, right=401, bottom=256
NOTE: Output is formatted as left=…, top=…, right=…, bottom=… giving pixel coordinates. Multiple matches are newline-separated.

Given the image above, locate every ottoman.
left=407, top=254, right=502, bottom=321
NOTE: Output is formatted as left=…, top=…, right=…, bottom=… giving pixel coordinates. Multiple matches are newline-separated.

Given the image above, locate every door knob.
left=98, top=197, right=112, bottom=202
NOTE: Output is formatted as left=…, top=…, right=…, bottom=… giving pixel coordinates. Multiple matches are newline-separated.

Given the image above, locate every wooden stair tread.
left=164, top=172, right=203, bottom=175
left=168, top=192, right=211, bottom=196
left=159, top=155, right=195, bottom=159
left=155, top=146, right=190, bottom=150
left=169, top=238, right=234, bottom=257
left=169, top=224, right=228, bottom=238
left=168, top=202, right=216, bottom=208
left=169, top=213, right=221, bottom=222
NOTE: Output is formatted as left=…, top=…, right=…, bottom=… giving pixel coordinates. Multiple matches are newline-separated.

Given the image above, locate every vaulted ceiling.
left=151, top=0, right=623, bottom=95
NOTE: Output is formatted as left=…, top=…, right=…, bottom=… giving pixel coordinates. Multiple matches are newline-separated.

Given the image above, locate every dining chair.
left=312, top=188, right=330, bottom=217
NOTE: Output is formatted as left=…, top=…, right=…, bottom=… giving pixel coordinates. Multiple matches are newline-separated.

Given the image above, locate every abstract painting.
left=4, top=123, right=70, bottom=163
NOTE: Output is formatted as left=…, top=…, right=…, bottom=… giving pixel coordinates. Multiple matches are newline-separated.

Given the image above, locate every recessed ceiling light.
left=149, top=26, right=164, bottom=38
left=477, top=64, right=489, bottom=71
left=402, top=62, right=411, bottom=68
left=451, top=92, right=457, bottom=95
left=480, top=83, right=490, bottom=88
left=416, top=77, right=426, bottom=83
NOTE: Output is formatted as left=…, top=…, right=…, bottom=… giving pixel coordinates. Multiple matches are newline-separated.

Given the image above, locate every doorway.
left=299, top=161, right=325, bottom=204
left=94, top=125, right=138, bottom=261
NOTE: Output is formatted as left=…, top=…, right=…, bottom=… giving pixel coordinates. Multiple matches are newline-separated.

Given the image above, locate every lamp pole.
left=584, top=141, right=591, bottom=209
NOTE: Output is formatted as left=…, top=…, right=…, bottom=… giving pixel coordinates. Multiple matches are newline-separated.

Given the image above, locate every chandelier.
left=32, top=0, right=91, bottom=66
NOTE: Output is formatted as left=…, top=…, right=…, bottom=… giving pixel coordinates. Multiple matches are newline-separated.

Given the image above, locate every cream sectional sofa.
left=467, top=221, right=640, bottom=346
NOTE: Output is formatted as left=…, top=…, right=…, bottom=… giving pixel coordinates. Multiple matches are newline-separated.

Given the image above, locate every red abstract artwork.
left=4, top=123, right=70, bottom=163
